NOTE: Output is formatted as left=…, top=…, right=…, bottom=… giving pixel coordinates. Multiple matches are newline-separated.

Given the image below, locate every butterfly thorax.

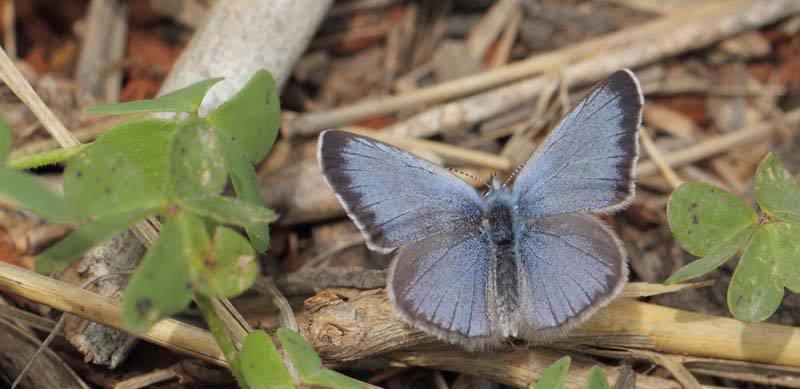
left=482, top=186, right=523, bottom=333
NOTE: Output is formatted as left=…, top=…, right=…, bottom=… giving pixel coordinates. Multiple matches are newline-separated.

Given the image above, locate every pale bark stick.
left=75, top=0, right=128, bottom=101
left=160, top=0, right=333, bottom=113
left=285, top=0, right=800, bottom=137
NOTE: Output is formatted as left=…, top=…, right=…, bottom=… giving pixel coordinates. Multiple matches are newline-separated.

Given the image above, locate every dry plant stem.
left=342, top=126, right=513, bottom=171
left=0, top=318, right=88, bottom=389
left=636, top=350, right=702, bottom=389
left=0, top=261, right=226, bottom=366
left=11, top=314, right=68, bottom=388
left=254, top=279, right=298, bottom=331
left=465, top=0, right=520, bottom=59
left=2, top=0, right=16, bottom=59
left=639, top=127, right=682, bottom=189
left=112, top=369, right=176, bottom=389
left=380, top=0, right=800, bottom=139
left=0, top=47, right=79, bottom=147
left=387, top=349, right=685, bottom=389
left=489, top=9, right=523, bottom=69
left=287, top=0, right=800, bottom=136
left=637, top=107, right=800, bottom=176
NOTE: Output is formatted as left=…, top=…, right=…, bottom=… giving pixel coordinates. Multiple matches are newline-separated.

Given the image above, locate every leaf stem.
left=195, top=293, right=249, bottom=388
left=6, top=144, right=88, bottom=170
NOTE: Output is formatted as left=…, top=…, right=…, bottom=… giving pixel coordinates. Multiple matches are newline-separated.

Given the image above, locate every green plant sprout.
left=667, top=152, right=800, bottom=322
left=0, top=69, right=370, bottom=388
left=533, top=356, right=610, bottom=389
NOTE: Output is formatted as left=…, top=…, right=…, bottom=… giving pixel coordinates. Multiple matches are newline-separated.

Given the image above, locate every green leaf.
left=86, top=78, right=223, bottom=115
left=756, top=152, right=800, bottom=223
left=772, top=222, right=800, bottom=293
left=182, top=195, right=278, bottom=227
left=668, top=182, right=758, bottom=257
left=277, top=327, right=369, bottom=389
left=728, top=226, right=784, bottom=322
left=584, top=366, right=609, bottom=389
left=122, top=215, right=195, bottom=334
left=0, top=107, right=12, bottom=161
left=241, top=330, right=293, bottom=389
left=207, top=70, right=280, bottom=164
left=0, top=167, right=74, bottom=223
left=665, top=226, right=755, bottom=284
left=217, top=128, right=270, bottom=252
left=94, top=119, right=179, bottom=188
left=190, top=226, right=258, bottom=298
left=535, top=356, right=571, bottom=389
left=167, top=119, right=227, bottom=198
left=35, top=207, right=156, bottom=273
left=64, top=143, right=165, bottom=219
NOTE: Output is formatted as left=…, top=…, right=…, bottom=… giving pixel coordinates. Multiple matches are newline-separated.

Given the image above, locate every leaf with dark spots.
left=668, top=182, right=757, bottom=257
left=64, top=143, right=166, bottom=219
left=122, top=216, right=193, bottom=334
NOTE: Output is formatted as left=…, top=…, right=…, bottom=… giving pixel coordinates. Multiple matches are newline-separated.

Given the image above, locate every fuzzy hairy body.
left=482, top=187, right=522, bottom=335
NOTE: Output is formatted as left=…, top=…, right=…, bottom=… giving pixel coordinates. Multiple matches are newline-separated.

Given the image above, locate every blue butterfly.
left=317, top=69, right=643, bottom=349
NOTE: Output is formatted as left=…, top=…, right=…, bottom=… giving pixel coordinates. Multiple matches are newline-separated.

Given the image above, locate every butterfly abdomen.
left=483, top=193, right=521, bottom=331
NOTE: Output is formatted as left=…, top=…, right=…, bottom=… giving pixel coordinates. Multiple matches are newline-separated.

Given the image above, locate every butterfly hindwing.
left=515, top=213, right=627, bottom=340
left=388, top=223, right=499, bottom=349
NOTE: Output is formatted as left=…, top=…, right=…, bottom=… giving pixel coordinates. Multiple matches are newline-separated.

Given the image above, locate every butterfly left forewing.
left=318, top=130, right=484, bottom=252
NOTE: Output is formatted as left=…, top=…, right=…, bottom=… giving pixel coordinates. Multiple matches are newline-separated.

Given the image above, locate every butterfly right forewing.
left=511, top=69, right=643, bottom=219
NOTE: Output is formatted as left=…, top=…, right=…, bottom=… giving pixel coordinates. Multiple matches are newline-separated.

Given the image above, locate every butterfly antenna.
left=503, top=163, right=525, bottom=187
left=449, top=168, right=490, bottom=190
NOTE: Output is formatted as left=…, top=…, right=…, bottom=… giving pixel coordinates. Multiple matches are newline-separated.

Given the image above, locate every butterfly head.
left=484, top=173, right=511, bottom=199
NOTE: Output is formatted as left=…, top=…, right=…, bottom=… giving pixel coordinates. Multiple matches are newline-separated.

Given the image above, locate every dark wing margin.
left=515, top=213, right=627, bottom=342
left=511, top=69, right=643, bottom=219
left=387, top=224, right=500, bottom=350
left=317, top=130, right=483, bottom=252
